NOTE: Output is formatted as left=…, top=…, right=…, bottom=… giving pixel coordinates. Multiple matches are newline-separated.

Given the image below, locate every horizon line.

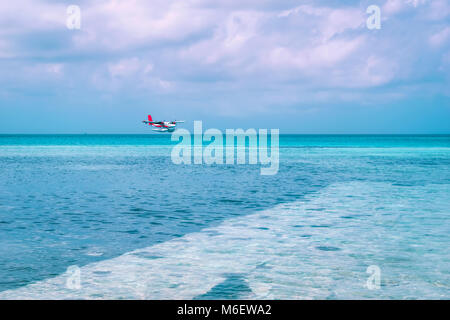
left=1, top=133, right=450, bottom=136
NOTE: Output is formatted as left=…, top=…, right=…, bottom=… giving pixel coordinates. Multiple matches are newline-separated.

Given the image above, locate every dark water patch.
left=174, top=209, right=192, bottom=213
left=132, top=252, right=164, bottom=260
left=283, top=193, right=303, bottom=197
left=316, top=246, right=341, bottom=251
left=229, top=237, right=252, bottom=241
left=392, top=182, right=419, bottom=187
left=194, top=274, right=252, bottom=300
left=308, top=207, right=326, bottom=211
left=232, top=223, right=248, bottom=227
left=255, top=262, right=272, bottom=270
left=118, top=229, right=140, bottom=235
left=218, top=199, right=245, bottom=204
left=203, top=230, right=221, bottom=237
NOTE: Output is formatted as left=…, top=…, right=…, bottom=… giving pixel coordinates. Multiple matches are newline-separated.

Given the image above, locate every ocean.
left=0, top=134, right=448, bottom=299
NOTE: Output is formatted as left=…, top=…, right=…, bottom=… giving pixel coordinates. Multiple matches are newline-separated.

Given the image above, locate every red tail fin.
left=148, top=115, right=153, bottom=122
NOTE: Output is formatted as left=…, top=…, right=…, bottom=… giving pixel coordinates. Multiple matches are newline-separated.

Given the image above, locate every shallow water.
left=0, top=135, right=449, bottom=299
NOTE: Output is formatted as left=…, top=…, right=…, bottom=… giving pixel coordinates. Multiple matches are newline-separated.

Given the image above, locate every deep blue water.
left=0, top=135, right=449, bottom=299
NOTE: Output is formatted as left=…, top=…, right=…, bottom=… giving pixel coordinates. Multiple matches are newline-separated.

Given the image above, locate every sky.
left=0, top=0, right=449, bottom=134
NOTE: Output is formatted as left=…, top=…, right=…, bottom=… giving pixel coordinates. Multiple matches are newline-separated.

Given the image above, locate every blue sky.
left=0, top=0, right=449, bottom=133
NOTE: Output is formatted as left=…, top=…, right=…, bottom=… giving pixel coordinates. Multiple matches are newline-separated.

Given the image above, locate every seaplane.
left=142, top=115, right=185, bottom=132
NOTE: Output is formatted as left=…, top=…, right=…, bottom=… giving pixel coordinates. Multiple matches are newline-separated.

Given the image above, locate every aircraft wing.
left=173, top=120, right=185, bottom=123
left=142, top=121, right=164, bottom=124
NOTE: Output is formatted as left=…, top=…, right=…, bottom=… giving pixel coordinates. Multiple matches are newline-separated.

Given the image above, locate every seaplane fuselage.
left=142, top=115, right=184, bottom=132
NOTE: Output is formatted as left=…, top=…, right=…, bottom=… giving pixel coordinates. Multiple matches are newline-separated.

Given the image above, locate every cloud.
left=427, top=0, right=450, bottom=20
left=279, top=5, right=364, bottom=41
left=180, top=10, right=262, bottom=65
left=383, top=0, right=427, bottom=16
left=71, top=0, right=221, bottom=51
left=267, top=37, right=365, bottom=70
left=179, top=4, right=369, bottom=89
left=45, top=63, right=64, bottom=75
left=0, top=0, right=448, bottom=119
left=0, top=0, right=66, bottom=35
left=91, top=56, right=173, bottom=92
left=430, top=27, right=450, bottom=47
left=108, top=58, right=143, bottom=77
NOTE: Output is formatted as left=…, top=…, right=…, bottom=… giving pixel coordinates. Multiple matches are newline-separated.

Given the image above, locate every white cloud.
left=0, top=0, right=448, bottom=108
left=383, top=0, right=428, bottom=15
left=382, top=0, right=405, bottom=15
left=267, top=37, right=365, bottom=70
left=71, top=0, right=221, bottom=51
left=358, top=56, right=397, bottom=87
left=19, top=63, right=65, bottom=79
left=46, top=63, right=64, bottom=75
left=180, top=4, right=369, bottom=88
left=427, top=0, right=450, bottom=20
left=382, top=0, right=449, bottom=20
left=92, top=57, right=173, bottom=93
left=157, top=79, right=173, bottom=89
left=180, top=10, right=262, bottom=65
left=0, top=0, right=66, bottom=35
left=430, top=27, right=450, bottom=47
left=278, top=5, right=364, bottom=42
left=108, top=58, right=142, bottom=77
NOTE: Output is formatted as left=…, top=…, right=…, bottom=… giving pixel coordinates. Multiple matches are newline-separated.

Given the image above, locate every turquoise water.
left=0, top=134, right=449, bottom=299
